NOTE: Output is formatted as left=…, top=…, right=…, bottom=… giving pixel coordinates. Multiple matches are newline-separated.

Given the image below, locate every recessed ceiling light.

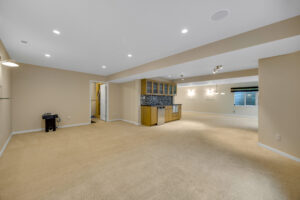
left=52, top=29, right=61, bottom=35
left=128, top=54, right=133, bottom=58
left=1, top=61, right=19, bottom=67
left=102, top=65, right=107, bottom=69
left=181, top=28, right=188, bottom=34
left=44, top=54, right=51, bottom=58
left=211, top=10, right=230, bottom=21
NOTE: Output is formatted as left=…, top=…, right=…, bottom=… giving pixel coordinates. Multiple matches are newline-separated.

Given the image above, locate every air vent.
left=20, top=40, right=28, bottom=45
left=231, top=86, right=258, bottom=93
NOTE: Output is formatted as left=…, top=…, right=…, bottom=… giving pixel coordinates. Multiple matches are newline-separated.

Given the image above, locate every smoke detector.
left=180, top=74, right=184, bottom=81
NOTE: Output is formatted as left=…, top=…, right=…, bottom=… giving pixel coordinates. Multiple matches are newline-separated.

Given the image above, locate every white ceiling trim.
left=178, top=76, right=258, bottom=87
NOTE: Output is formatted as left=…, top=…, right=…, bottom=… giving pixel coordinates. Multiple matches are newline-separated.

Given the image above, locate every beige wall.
left=108, top=80, right=141, bottom=124
left=120, top=80, right=141, bottom=124
left=108, top=83, right=122, bottom=120
left=259, top=51, right=300, bottom=158
left=0, top=40, right=12, bottom=151
left=11, top=63, right=105, bottom=132
left=174, top=82, right=258, bottom=116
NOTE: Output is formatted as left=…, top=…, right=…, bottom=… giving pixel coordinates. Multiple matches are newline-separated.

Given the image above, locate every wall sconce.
left=206, top=88, right=215, bottom=96
left=206, top=85, right=226, bottom=96
left=187, top=89, right=195, bottom=97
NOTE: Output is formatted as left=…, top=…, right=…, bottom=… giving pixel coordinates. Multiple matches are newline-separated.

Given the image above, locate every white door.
left=100, top=84, right=107, bottom=121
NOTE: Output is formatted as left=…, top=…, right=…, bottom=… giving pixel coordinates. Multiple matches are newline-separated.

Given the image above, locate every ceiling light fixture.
left=102, top=65, right=107, bottom=69
left=211, top=10, right=230, bottom=21
left=216, top=65, right=223, bottom=70
left=52, top=29, right=61, bottom=35
left=181, top=28, right=188, bottom=34
left=212, top=65, right=223, bottom=74
left=45, top=54, right=51, bottom=58
left=180, top=74, right=184, bottom=81
left=1, top=60, right=19, bottom=67
left=127, top=54, right=133, bottom=58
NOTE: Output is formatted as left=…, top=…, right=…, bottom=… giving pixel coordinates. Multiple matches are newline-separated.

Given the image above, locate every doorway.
left=90, top=81, right=108, bottom=122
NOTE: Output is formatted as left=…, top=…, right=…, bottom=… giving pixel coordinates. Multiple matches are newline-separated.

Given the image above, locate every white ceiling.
left=0, top=0, right=300, bottom=76
left=111, top=35, right=300, bottom=82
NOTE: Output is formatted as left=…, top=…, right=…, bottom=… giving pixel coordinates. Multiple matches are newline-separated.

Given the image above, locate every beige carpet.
left=0, top=112, right=299, bottom=200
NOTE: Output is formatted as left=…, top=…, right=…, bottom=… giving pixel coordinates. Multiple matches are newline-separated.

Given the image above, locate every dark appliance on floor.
left=42, top=113, right=59, bottom=132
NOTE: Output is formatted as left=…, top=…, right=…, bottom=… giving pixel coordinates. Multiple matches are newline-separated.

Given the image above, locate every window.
left=245, top=92, right=256, bottom=105
left=234, top=92, right=245, bottom=106
left=234, top=92, right=258, bottom=106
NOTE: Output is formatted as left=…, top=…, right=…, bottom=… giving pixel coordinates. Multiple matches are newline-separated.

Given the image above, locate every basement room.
left=0, top=1, right=299, bottom=200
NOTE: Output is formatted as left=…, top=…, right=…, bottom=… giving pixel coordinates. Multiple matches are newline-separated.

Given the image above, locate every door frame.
left=89, top=80, right=109, bottom=122
left=95, top=83, right=101, bottom=118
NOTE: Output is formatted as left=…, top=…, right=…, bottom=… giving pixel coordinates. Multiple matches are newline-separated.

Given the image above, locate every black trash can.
left=42, top=113, right=58, bottom=132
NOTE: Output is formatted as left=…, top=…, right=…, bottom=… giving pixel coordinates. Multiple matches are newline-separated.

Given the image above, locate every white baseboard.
left=0, top=134, right=12, bottom=157
left=108, top=119, right=122, bottom=122
left=12, top=128, right=43, bottom=135
left=121, top=119, right=140, bottom=126
left=108, top=119, right=140, bottom=126
left=258, top=143, right=300, bottom=162
left=12, top=120, right=137, bottom=136
left=59, top=122, right=90, bottom=128
left=184, top=110, right=257, bottom=119
left=11, top=122, right=91, bottom=135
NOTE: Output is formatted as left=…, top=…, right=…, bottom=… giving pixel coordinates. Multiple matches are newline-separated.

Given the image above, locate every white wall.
left=90, top=82, right=96, bottom=117
left=174, top=82, right=258, bottom=117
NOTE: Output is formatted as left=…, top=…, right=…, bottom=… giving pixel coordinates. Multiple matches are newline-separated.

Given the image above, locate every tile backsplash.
left=141, top=95, right=173, bottom=106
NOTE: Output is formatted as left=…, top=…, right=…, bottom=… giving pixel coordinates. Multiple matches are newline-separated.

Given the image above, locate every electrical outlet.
left=275, top=133, right=281, bottom=141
